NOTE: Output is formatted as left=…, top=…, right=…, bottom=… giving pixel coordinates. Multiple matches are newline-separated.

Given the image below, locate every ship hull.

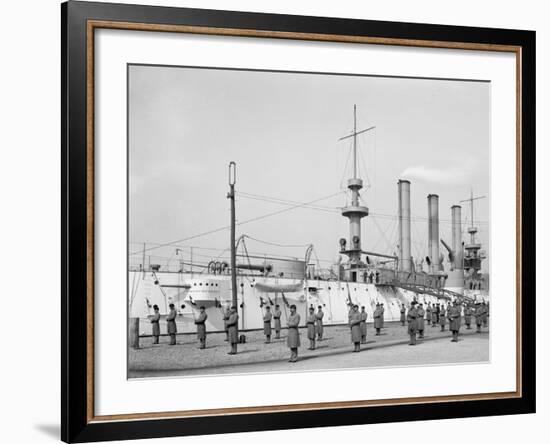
left=130, top=271, right=488, bottom=336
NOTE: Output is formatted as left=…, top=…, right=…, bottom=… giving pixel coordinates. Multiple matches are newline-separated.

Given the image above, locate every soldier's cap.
left=199, top=305, right=205, bottom=310
left=169, top=303, right=175, bottom=309
left=275, top=304, right=280, bottom=308
left=266, top=305, right=271, bottom=309
left=318, top=305, right=322, bottom=309
left=153, top=304, right=159, bottom=310
left=290, top=304, right=297, bottom=309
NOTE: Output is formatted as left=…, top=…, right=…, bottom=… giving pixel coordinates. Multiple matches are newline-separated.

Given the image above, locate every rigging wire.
left=130, top=190, right=346, bottom=255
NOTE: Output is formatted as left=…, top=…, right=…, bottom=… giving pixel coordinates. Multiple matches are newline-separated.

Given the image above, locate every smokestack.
left=398, top=180, right=412, bottom=272
left=451, top=205, right=463, bottom=270
left=428, top=194, right=439, bottom=273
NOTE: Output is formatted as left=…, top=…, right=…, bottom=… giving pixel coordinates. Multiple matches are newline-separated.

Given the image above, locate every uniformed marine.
left=349, top=305, right=362, bottom=352
left=273, top=304, right=282, bottom=339
left=226, top=306, right=239, bottom=355
left=150, top=304, right=160, bottom=344
left=360, top=306, right=368, bottom=344
left=373, top=303, right=383, bottom=336
left=287, top=304, right=301, bottom=362
left=417, top=303, right=425, bottom=339
left=306, top=307, right=316, bottom=350
left=263, top=305, right=273, bottom=343
left=449, top=300, right=461, bottom=342
left=166, top=303, right=177, bottom=345
left=407, top=301, right=418, bottom=345
left=194, top=305, right=208, bottom=349
left=315, top=306, right=324, bottom=341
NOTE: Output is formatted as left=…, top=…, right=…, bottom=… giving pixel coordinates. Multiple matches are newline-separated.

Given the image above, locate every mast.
left=228, top=161, right=237, bottom=309
left=338, top=106, right=375, bottom=281
left=460, top=189, right=486, bottom=273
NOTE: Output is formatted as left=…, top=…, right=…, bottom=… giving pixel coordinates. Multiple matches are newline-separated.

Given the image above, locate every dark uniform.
left=349, top=306, right=362, bottom=352
left=223, top=307, right=231, bottom=341
left=380, top=304, right=385, bottom=328
left=400, top=305, right=406, bottom=326
left=315, top=307, right=324, bottom=340
left=150, top=307, right=160, bottom=344
left=273, top=306, right=282, bottom=339
left=166, top=305, right=177, bottom=345
left=194, top=308, right=207, bottom=349
left=407, top=303, right=418, bottom=345
left=440, top=305, right=447, bottom=331
left=227, top=308, right=239, bottom=354
left=373, top=304, right=383, bottom=335
left=449, top=302, right=461, bottom=342
left=360, top=307, right=368, bottom=344
left=287, top=307, right=301, bottom=362
left=432, top=304, right=439, bottom=327
left=306, top=309, right=316, bottom=350
left=481, top=302, right=489, bottom=327
left=464, top=306, right=473, bottom=329
left=426, top=304, right=432, bottom=325
left=475, top=303, right=483, bottom=333
left=417, top=304, right=425, bottom=339
left=263, top=307, right=273, bottom=343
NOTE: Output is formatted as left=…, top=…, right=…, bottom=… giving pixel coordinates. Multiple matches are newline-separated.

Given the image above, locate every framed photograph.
left=62, top=1, right=535, bottom=442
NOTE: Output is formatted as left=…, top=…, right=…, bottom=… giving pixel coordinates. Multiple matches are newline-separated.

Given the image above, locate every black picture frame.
left=61, top=1, right=536, bottom=442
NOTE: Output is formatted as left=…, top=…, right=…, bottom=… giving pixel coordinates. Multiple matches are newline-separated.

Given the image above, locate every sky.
left=128, top=64, right=490, bottom=272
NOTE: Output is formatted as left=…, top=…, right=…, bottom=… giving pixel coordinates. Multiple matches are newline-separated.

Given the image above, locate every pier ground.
left=128, top=321, right=489, bottom=378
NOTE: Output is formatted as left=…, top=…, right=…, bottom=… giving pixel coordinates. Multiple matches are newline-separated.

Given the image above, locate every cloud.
left=400, top=162, right=476, bottom=185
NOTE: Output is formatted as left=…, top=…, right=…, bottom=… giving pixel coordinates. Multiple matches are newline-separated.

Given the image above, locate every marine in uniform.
left=226, top=306, right=239, bottom=355
left=150, top=304, right=160, bottom=344
left=449, top=300, right=461, bottom=342
left=273, top=305, right=282, bottom=339
left=349, top=305, right=362, bottom=352
left=373, top=303, right=383, bottom=336
left=263, top=305, right=273, bottom=343
left=439, top=303, right=447, bottom=331
left=432, top=303, right=439, bottom=327
left=306, top=307, right=316, bottom=350
left=194, top=305, right=208, bottom=349
left=400, top=304, right=406, bottom=326
left=315, top=306, right=324, bottom=340
left=360, top=306, right=368, bottom=344
left=481, top=301, right=489, bottom=327
left=223, top=306, right=231, bottom=341
left=166, top=303, right=177, bottom=345
left=417, top=303, right=425, bottom=339
left=407, top=301, right=418, bottom=345
left=287, top=304, right=301, bottom=362
left=464, top=305, right=472, bottom=329
left=475, top=302, right=483, bottom=333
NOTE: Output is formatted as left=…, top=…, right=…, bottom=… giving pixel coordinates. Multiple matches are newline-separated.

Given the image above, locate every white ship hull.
left=129, top=270, right=489, bottom=335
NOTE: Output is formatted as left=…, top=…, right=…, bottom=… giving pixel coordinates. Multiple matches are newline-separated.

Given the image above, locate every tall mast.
left=228, top=162, right=237, bottom=309
left=460, top=189, right=486, bottom=273
left=353, top=104, right=357, bottom=179
left=338, top=106, right=375, bottom=280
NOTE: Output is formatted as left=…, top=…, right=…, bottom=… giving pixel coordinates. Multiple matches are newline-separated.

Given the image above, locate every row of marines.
left=148, top=299, right=488, bottom=362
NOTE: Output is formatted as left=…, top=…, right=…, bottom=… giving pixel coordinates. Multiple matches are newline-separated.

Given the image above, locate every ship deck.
left=129, top=320, right=489, bottom=378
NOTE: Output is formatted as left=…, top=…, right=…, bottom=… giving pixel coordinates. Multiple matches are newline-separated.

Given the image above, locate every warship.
left=128, top=106, right=489, bottom=336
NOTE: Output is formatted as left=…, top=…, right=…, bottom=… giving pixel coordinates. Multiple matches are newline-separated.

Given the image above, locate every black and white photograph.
left=127, top=64, right=491, bottom=378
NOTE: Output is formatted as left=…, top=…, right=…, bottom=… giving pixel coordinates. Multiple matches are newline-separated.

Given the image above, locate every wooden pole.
left=228, top=162, right=237, bottom=309
left=128, top=317, right=140, bottom=349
